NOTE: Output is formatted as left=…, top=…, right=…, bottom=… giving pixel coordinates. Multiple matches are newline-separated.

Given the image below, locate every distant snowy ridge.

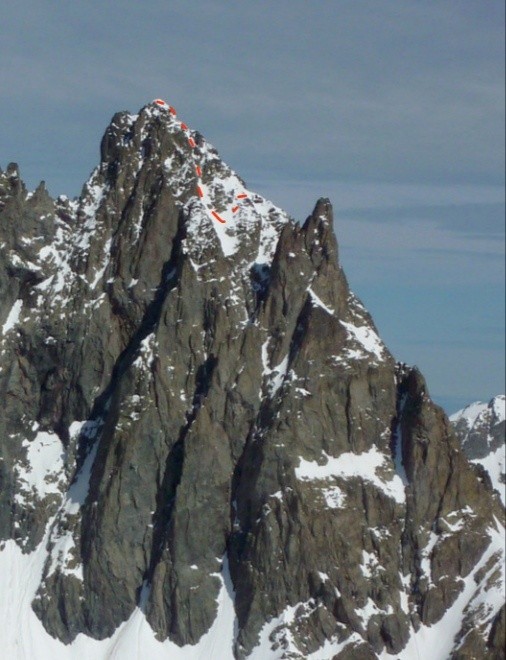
left=450, top=395, right=505, bottom=506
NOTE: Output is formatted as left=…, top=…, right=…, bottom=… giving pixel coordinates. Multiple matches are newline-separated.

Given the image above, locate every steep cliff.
left=0, top=101, right=504, bottom=659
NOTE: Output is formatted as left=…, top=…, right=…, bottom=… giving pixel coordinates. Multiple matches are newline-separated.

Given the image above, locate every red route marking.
left=211, top=210, right=226, bottom=224
left=152, top=100, right=243, bottom=228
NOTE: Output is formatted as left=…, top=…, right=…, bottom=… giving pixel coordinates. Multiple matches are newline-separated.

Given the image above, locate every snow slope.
left=4, top=518, right=503, bottom=660
left=0, top=538, right=236, bottom=660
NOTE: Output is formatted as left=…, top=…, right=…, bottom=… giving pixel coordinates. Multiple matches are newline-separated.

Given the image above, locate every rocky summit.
left=0, top=101, right=504, bottom=659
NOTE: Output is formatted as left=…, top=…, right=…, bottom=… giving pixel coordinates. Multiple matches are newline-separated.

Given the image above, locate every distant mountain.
left=450, top=395, right=506, bottom=506
left=0, top=100, right=504, bottom=659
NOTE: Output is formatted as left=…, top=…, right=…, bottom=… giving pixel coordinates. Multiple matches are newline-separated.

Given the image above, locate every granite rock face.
left=0, top=102, right=504, bottom=659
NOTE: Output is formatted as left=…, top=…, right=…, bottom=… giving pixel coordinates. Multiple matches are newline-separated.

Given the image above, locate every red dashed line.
left=152, top=99, right=254, bottom=226
left=211, top=211, right=226, bottom=224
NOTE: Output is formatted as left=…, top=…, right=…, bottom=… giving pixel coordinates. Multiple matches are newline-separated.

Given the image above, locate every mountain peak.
left=0, top=102, right=504, bottom=659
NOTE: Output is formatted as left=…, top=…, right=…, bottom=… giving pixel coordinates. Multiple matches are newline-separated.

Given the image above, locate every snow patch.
left=2, top=299, right=23, bottom=334
left=14, top=432, right=65, bottom=504
left=321, top=486, right=346, bottom=509
left=261, top=338, right=289, bottom=397
left=296, top=446, right=405, bottom=504
left=340, top=321, right=386, bottom=361
left=308, top=288, right=334, bottom=316
left=90, top=238, right=112, bottom=289
left=133, top=333, right=157, bottom=371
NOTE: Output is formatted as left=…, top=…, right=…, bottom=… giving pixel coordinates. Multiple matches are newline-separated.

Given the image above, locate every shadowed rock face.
left=0, top=103, right=504, bottom=659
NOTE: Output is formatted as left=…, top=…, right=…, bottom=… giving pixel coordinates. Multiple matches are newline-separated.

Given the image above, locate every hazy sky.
left=1, top=1, right=504, bottom=413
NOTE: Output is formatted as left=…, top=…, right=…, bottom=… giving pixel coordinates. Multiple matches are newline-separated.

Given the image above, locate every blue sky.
left=1, top=1, right=504, bottom=413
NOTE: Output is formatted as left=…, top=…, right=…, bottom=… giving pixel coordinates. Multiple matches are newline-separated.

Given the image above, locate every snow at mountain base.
left=1, top=518, right=504, bottom=659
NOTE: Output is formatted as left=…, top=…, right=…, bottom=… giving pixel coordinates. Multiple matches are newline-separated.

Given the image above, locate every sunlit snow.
left=14, top=432, right=65, bottom=504
left=2, top=299, right=23, bottom=334
left=295, top=447, right=406, bottom=504
left=0, top=543, right=237, bottom=660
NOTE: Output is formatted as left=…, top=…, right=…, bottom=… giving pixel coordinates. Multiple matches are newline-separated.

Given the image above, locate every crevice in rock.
left=144, top=339, right=219, bottom=565
left=249, top=263, right=271, bottom=313
left=144, top=353, right=218, bottom=586
left=70, top=213, right=187, bottom=566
